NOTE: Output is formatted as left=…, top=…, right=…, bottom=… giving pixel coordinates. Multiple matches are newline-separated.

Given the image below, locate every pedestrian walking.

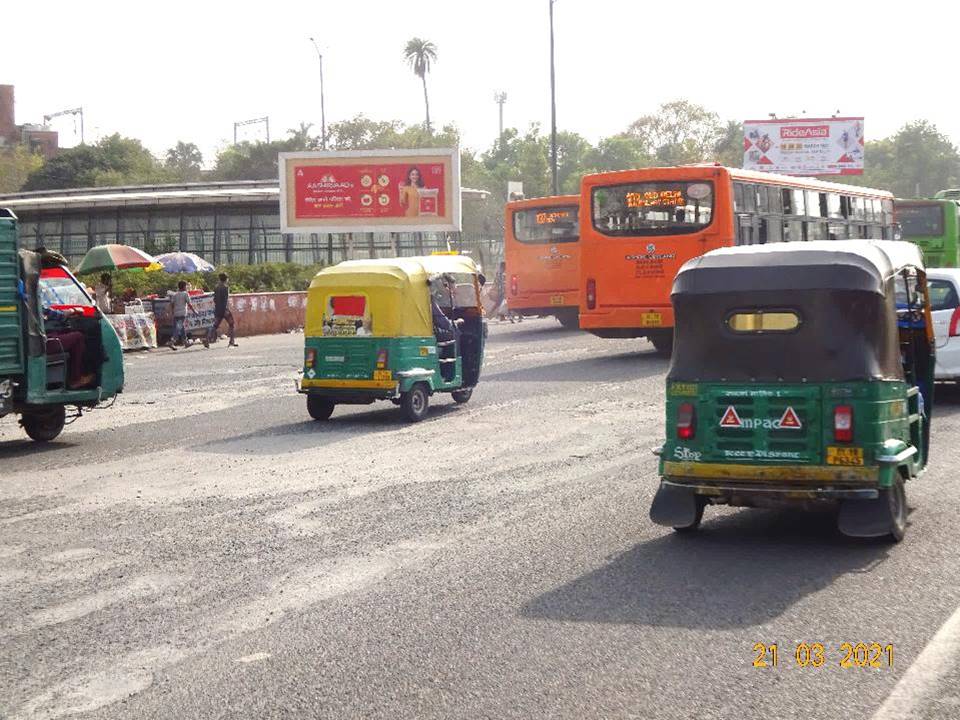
left=94, top=274, right=112, bottom=315
left=167, top=281, right=199, bottom=350
left=205, top=273, right=238, bottom=348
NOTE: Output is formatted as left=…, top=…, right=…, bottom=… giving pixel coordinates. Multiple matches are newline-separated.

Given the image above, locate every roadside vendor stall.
left=106, top=302, right=158, bottom=350
left=147, top=292, right=216, bottom=343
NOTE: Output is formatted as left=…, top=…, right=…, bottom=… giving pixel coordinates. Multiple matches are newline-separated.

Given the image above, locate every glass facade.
left=12, top=199, right=498, bottom=268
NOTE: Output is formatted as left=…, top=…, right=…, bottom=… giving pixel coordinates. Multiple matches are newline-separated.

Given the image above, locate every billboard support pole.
left=549, top=0, right=558, bottom=196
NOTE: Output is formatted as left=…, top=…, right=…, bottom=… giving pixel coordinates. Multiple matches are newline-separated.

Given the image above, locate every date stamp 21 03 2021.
left=753, top=642, right=894, bottom=669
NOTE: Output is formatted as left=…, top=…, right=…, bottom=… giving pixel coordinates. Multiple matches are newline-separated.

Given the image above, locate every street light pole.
left=309, top=37, right=328, bottom=149
left=549, top=0, right=558, bottom=195
left=494, top=92, right=507, bottom=142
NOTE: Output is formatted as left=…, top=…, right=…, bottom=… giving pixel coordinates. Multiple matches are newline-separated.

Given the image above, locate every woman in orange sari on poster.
left=398, top=166, right=424, bottom=218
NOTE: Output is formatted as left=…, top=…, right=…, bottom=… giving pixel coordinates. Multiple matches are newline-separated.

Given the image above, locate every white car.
left=926, top=269, right=960, bottom=380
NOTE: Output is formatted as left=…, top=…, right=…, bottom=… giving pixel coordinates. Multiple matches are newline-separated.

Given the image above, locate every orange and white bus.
left=504, top=195, right=580, bottom=327
left=579, top=165, right=895, bottom=353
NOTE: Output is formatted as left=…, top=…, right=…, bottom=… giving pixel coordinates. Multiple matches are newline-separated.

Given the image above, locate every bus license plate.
left=826, top=446, right=864, bottom=466
left=373, top=370, right=393, bottom=381
left=550, top=295, right=565, bottom=305
left=641, top=312, right=662, bottom=327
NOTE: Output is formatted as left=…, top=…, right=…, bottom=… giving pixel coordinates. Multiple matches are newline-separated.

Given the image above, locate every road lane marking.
left=871, top=603, right=960, bottom=720
left=236, top=652, right=272, bottom=663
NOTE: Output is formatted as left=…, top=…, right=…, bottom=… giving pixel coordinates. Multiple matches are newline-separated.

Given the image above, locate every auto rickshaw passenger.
left=42, top=306, right=95, bottom=389
left=430, top=275, right=460, bottom=381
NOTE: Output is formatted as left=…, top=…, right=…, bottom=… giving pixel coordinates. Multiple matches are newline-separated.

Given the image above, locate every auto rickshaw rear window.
left=726, top=310, right=800, bottom=333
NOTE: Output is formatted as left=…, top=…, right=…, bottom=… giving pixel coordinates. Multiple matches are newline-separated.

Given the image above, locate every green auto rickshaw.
left=0, top=209, right=124, bottom=442
left=650, top=240, right=934, bottom=541
left=298, top=254, right=486, bottom=422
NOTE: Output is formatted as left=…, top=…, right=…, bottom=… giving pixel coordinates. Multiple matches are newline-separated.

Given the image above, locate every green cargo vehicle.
left=650, top=241, right=933, bottom=541
left=0, top=209, right=124, bottom=442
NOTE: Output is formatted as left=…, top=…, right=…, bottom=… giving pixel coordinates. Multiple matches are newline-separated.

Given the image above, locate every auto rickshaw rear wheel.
left=451, top=388, right=473, bottom=404
left=307, top=396, right=335, bottom=421
left=882, top=476, right=907, bottom=542
left=401, top=383, right=430, bottom=422
left=21, top=405, right=66, bottom=443
left=673, top=495, right=707, bottom=533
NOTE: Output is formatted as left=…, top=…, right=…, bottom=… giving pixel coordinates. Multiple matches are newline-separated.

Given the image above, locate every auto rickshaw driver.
left=429, top=273, right=462, bottom=381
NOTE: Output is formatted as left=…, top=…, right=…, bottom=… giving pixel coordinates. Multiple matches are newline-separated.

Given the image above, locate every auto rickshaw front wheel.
left=401, top=383, right=430, bottom=422
left=21, top=405, right=66, bottom=443
left=307, top=395, right=335, bottom=421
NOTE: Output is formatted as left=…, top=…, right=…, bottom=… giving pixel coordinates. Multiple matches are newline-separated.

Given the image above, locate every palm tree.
left=404, top=38, right=437, bottom=134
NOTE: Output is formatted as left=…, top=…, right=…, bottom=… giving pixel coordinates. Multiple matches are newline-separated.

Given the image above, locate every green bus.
left=895, top=197, right=960, bottom=268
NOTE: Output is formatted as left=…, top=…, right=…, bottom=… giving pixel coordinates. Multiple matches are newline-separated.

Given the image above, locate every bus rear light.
left=950, top=307, right=960, bottom=337
left=586, top=278, right=597, bottom=310
left=510, top=274, right=518, bottom=296
left=305, top=348, right=317, bottom=369
left=677, top=402, right=696, bottom=440
left=376, top=348, right=388, bottom=369
left=834, top=405, right=853, bottom=443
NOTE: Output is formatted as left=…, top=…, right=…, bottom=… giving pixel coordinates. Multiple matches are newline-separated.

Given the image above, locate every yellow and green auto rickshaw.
left=298, top=254, right=486, bottom=422
left=650, top=240, right=934, bottom=541
left=0, top=209, right=124, bottom=442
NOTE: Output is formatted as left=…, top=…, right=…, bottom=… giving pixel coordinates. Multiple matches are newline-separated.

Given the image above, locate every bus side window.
left=783, top=219, right=802, bottom=242
left=756, top=186, right=770, bottom=213
left=781, top=188, right=793, bottom=215
left=768, top=187, right=783, bottom=214
left=828, top=222, right=848, bottom=240
left=840, top=196, right=852, bottom=218
left=808, top=221, right=828, bottom=241
left=734, top=183, right=745, bottom=212
left=764, top=216, right=782, bottom=243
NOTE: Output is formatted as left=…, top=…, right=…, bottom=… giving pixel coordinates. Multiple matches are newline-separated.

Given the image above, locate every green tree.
left=628, top=100, right=724, bottom=165
left=164, top=141, right=204, bottom=181
left=582, top=134, right=651, bottom=174
left=555, top=131, right=594, bottom=194
left=22, top=134, right=168, bottom=190
left=403, top=38, right=438, bottom=134
left=0, top=146, right=44, bottom=192
left=852, top=121, right=960, bottom=198
left=211, top=124, right=323, bottom=180
left=713, top=120, right=744, bottom=168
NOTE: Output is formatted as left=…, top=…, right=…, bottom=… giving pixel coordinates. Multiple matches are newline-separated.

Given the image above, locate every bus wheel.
left=556, top=311, right=579, bottom=329
left=882, top=477, right=907, bottom=542
left=307, top=396, right=335, bottom=421
left=649, top=331, right=674, bottom=357
left=451, top=387, right=473, bottom=404
left=21, top=405, right=66, bottom=443
left=401, top=383, right=430, bottom=422
left=673, top=496, right=706, bottom=533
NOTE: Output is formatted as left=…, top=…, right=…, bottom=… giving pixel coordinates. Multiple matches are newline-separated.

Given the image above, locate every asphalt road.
left=3, top=319, right=960, bottom=719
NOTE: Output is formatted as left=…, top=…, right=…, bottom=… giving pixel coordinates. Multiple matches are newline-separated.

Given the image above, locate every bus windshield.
left=513, top=205, right=579, bottom=244
left=898, top=204, right=944, bottom=237
left=592, top=181, right=714, bottom=237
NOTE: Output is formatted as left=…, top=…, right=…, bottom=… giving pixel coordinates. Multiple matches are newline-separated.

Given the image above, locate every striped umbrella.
left=155, top=252, right=216, bottom=274
left=76, top=244, right=160, bottom=275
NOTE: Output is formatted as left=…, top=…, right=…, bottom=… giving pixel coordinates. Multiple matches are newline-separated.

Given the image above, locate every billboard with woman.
left=280, top=148, right=461, bottom=233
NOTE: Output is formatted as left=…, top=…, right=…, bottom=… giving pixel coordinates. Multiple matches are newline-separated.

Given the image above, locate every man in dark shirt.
left=205, top=273, right=237, bottom=348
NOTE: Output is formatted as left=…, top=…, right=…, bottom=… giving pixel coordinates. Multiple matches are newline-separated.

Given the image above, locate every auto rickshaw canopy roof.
left=306, top=255, right=481, bottom=338
left=668, top=241, right=927, bottom=383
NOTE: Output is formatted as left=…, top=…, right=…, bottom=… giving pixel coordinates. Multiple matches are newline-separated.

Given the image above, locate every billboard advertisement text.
left=743, top=118, right=864, bottom=176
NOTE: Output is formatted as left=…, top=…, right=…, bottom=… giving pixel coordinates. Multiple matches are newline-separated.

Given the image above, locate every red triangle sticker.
left=757, top=155, right=774, bottom=165
left=778, top=406, right=802, bottom=429
left=719, top=406, right=742, bottom=428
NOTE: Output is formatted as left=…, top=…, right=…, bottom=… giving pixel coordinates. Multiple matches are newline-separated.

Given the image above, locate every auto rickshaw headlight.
left=677, top=402, right=696, bottom=440
left=305, top=348, right=317, bottom=369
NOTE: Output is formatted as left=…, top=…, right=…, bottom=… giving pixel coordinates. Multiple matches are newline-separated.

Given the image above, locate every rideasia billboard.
left=742, top=118, right=864, bottom=176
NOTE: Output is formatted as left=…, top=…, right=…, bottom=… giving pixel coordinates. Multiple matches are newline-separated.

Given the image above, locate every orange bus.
left=579, top=165, right=895, bottom=353
left=504, top=195, right=580, bottom=327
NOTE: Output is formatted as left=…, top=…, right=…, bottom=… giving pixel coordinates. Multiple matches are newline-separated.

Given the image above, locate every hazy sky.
left=3, top=0, right=958, bottom=166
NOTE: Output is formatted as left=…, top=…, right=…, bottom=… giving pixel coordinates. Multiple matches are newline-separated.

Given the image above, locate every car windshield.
left=513, top=205, right=579, bottom=244
left=592, top=181, right=714, bottom=236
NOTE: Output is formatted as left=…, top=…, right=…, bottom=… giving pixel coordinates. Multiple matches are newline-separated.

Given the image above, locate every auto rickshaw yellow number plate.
left=373, top=370, right=393, bottom=381
left=826, top=446, right=864, bottom=466
left=641, top=312, right=663, bottom=327
left=550, top=295, right=565, bottom=305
